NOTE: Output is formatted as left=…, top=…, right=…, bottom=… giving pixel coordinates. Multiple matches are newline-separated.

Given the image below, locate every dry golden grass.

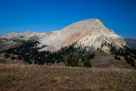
left=0, top=64, right=136, bottom=91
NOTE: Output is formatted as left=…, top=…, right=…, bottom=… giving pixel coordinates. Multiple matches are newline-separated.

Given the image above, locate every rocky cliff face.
left=0, top=19, right=126, bottom=51
left=38, top=19, right=126, bottom=51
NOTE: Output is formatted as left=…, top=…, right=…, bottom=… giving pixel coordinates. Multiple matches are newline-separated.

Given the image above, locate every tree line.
left=3, top=41, right=95, bottom=67
left=102, top=42, right=136, bottom=68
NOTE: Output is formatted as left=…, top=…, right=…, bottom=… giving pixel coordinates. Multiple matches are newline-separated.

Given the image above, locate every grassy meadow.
left=0, top=64, right=136, bottom=91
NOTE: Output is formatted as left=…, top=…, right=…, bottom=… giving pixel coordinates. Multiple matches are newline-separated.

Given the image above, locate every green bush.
left=82, top=60, right=91, bottom=67
left=0, top=59, right=6, bottom=64
left=115, top=55, right=120, bottom=60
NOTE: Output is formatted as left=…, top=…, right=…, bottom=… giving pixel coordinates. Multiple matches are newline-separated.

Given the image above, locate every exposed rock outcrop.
left=0, top=19, right=126, bottom=52
left=38, top=19, right=126, bottom=51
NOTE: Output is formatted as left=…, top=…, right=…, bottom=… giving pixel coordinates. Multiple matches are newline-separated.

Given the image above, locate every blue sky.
left=0, top=0, right=136, bottom=38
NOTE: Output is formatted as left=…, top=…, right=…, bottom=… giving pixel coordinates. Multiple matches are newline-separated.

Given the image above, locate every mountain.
left=38, top=19, right=126, bottom=51
left=0, top=19, right=126, bottom=52
left=125, top=38, right=136, bottom=49
left=0, top=19, right=136, bottom=69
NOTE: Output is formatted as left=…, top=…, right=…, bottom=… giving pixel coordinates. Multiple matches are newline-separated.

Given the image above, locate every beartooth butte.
left=0, top=19, right=126, bottom=51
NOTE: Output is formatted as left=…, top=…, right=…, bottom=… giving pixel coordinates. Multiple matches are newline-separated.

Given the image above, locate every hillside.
left=0, top=19, right=136, bottom=91
left=0, top=64, right=136, bottom=91
left=0, top=19, right=136, bottom=69
left=1, top=41, right=136, bottom=69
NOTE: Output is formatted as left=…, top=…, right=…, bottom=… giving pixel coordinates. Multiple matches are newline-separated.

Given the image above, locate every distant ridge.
left=125, top=38, right=136, bottom=49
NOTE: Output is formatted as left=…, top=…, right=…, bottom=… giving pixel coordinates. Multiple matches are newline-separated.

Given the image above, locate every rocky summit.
left=0, top=19, right=126, bottom=51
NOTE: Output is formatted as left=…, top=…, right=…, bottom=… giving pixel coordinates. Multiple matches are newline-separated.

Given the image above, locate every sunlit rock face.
left=0, top=19, right=126, bottom=51
left=38, top=19, right=126, bottom=51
